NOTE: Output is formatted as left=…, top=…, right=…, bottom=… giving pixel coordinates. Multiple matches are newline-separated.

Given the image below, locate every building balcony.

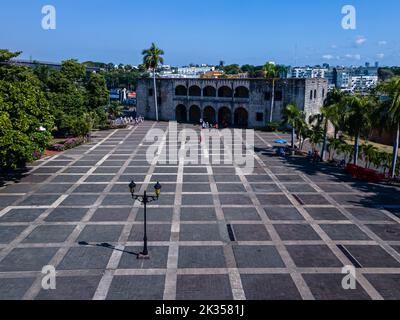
left=173, top=96, right=249, bottom=103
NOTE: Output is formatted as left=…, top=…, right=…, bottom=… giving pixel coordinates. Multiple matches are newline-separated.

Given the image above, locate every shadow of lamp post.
left=129, top=180, right=162, bottom=259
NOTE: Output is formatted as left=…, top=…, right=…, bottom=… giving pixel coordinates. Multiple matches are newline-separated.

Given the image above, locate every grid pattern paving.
left=0, top=121, right=400, bottom=300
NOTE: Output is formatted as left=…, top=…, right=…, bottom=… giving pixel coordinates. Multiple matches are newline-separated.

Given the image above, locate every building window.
left=310, top=90, right=313, bottom=100
left=322, top=88, right=325, bottom=98
left=265, top=92, right=271, bottom=100
left=314, top=90, right=317, bottom=99
left=256, top=113, right=264, bottom=122
left=275, top=91, right=283, bottom=101
left=148, top=89, right=154, bottom=96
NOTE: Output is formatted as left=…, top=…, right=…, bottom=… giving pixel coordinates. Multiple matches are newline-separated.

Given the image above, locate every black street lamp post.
left=129, top=180, right=162, bottom=259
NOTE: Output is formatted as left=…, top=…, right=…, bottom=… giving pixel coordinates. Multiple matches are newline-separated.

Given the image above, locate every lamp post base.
left=137, top=253, right=150, bottom=260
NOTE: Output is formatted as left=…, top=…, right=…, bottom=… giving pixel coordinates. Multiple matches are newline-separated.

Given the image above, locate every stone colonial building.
left=136, top=78, right=328, bottom=128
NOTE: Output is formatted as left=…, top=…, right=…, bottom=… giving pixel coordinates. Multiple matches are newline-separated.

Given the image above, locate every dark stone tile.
left=63, top=167, right=90, bottom=174
left=45, top=208, right=88, bottom=222
left=0, top=226, right=26, bottom=243
left=365, top=274, right=400, bottom=300
left=245, top=175, right=272, bottom=182
left=176, top=275, right=232, bottom=300
left=241, top=274, right=301, bottom=300
left=184, top=167, right=208, bottom=174
left=84, top=175, right=114, bottom=183
left=150, top=175, right=177, bottom=183
left=58, top=246, right=113, bottom=270
left=107, top=275, right=165, bottom=300
left=20, top=175, right=51, bottom=183
left=180, top=224, right=221, bottom=241
left=347, top=208, right=394, bottom=222
left=0, top=278, right=36, bottom=300
left=77, top=225, right=124, bottom=243
left=73, top=184, right=107, bottom=193
left=275, top=224, right=321, bottom=241
left=181, top=207, right=217, bottom=221
left=23, top=225, right=76, bottom=243
left=118, top=246, right=169, bottom=269
left=182, top=194, right=214, bottom=206
left=265, top=207, right=304, bottom=221
left=306, top=208, right=348, bottom=221
left=251, top=184, right=281, bottom=193
left=101, top=195, right=134, bottom=206
left=286, top=245, right=342, bottom=268
left=182, top=183, right=211, bottom=193
left=214, top=175, right=241, bottom=183
left=136, top=208, right=174, bottom=222
left=303, top=274, right=370, bottom=300
left=0, top=184, right=35, bottom=194
left=36, top=184, right=74, bottom=194
left=0, top=209, right=45, bottom=222
left=94, top=167, right=121, bottom=174
left=36, top=276, right=101, bottom=300
left=284, top=184, right=316, bottom=193
left=295, top=194, right=330, bottom=205
left=52, top=175, right=82, bottom=183
left=129, top=224, right=171, bottom=242
left=60, top=195, right=99, bottom=206
left=232, top=224, right=271, bottom=241
left=277, top=175, right=305, bottom=182
left=178, top=246, right=226, bottom=268
left=321, top=224, right=371, bottom=241
left=366, top=224, right=400, bottom=241
left=20, top=195, right=60, bottom=206
left=223, top=207, right=261, bottom=221
left=216, top=184, right=246, bottom=193
left=90, top=208, right=131, bottom=222
left=344, top=245, right=400, bottom=268
left=257, top=194, right=291, bottom=205
left=0, top=248, right=59, bottom=272
left=233, top=245, right=285, bottom=268
left=219, top=194, right=252, bottom=205
left=317, top=184, right=353, bottom=193
left=183, top=175, right=210, bottom=183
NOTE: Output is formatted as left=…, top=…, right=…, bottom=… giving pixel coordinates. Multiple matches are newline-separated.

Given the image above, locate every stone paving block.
left=176, top=275, right=232, bottom=300
left=274, top=224, right=321, bottom=241
left=286, top=245, right=342, bottom=268
left=0, top=226, right=27, bottom=244
left=305, top=207, right=348, bottom=221
left=178, top=246, right=226, bottom=268
left=222, top=207, right=261, bottom=221
left=0, top=278, right=36, bottom=300
left=284, top=184, right=316, bottom=193
left=182, top=194, right=214, bottom=206
left=136, top=208, right=174, bottom=222
left=20, top=195, right=60, bottom=206
left=129, top=224, right=171, bottom=242
left=214, top=175, right=241, bottom=183
left=344, top=245, right=400, bottom=268
left=180, top=224, right=221, bottom=241
left=60, top=195, right=99, bottom=206
left=107, top=275, right=165, bottom=300
left=219, top=194, right=252, bottom=206
left=303, top=274, right=370, bottom=300
left=0, top=184, right=36, bottom=194
left=250, top=184, right=281, bottom=193
left=73, top=184, right=107, bottom=193
left=182, top=183, right=212, bottom=193
left=320, top=224, right=371, bottom=241
left=0, top=247, right=59, bottom=272
left=245, top=175, right=273, bottom=182
left=233, top=245, right=285, bottom=268
left=118, top=246, right=169, bottom=269
left=365, top=224, right=400, bottom=241
left=52, top=175, right=82, bottom=183
left=77, top=225, right=124, bottom=243
left=101, top=195, right=134, bottom=206
left=276, top=175, right=305, bottom=182
left=58, top=246, right=113, bottom=270
left=84, top=175, right=114, bottom=183
left=36, top=276, right=101, bottom=300
left=364, top=274, right=400, bottom=300
left=294, top=194, right=330, bottom=205
left=265, top=207, right=304, bottom=221
left=90, top=208, right=131, bottom=222
left=45, top=208, right=88, bottom=222
left=241, top=274, right=301, bottom=300
left=347, top=207, right=395, bottom=222
left=232, top=224, right=271, bottom=241
left=257, top=194, right=291, bottom=205
left=183, top=175, right=210, bottom=183
left=217, top=184, right=247, bottom=193
left=36, top=183, right=74, bottom=194
left=317, top=184, right=353, bottom=193
left=23, top=225, right=76, bottom=243
left=0, top=208, right=45, bottom=223
left=20, top=175, right=51, bottom=183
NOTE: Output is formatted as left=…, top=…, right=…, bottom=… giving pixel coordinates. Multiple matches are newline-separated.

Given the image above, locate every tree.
left=142, top=43, right=164, bottom=121
left=86, top=72, right=109, bottom=110
left=341, top=95, right=375, bottom=166
left=263, top=63, right=280, bottom=123
left=320, top=89, right=344, bottom=161
left=107, top=102, right=123, bottom=119
left=0, top=50, right=54, bottom=168
left=224, top=64, right=242, bottom=75
left=282, top=103, right=301, bottom=149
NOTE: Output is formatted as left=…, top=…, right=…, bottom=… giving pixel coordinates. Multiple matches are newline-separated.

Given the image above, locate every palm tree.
left=142, top=43, right=165, bottom=121
left=319, top=89, right=343, bottom=161
left=327, top=138, right=341, bottom=161
left=263, top=63, right=280, bottom=123
left=282, top=103, right=302, bottom=149
left=107, top=102, right=123, bottom=120
left=360, top=144, right=378, bottom=168
left=341, top=95, right=375, bottom=166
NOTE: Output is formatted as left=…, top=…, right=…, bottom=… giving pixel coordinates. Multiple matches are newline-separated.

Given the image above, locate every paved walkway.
left=0, top=121, right=399, bottom=300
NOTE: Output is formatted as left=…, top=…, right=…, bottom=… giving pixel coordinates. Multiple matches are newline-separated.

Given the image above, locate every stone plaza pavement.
left=0, top=121, right=400, bottom=300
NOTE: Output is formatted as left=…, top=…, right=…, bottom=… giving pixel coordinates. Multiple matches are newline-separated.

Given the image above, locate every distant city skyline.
left=1, top=0, right=399, bottom=66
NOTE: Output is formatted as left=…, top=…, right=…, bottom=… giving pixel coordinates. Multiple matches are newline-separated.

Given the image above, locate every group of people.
left=200, top=119, right=219, bottom=130
left=114, top=116, right=144, bottom=126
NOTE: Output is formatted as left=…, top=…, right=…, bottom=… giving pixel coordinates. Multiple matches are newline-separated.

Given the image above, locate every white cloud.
left=376, top=53, right=385, bottom=59
left=322, top=54, right=334, bottom=60
left=331, top=44, right=338, bottom=49
left=355, top=36, right=367, bottom=45
left=345, top=54, right=361, bottom=60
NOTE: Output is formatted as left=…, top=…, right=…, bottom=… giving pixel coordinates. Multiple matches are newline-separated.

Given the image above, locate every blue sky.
left=0, top=0, right=399, bottom=66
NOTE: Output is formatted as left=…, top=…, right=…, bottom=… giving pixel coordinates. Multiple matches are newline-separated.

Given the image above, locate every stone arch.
left=203, top=86, right=217, bottom=97
left=218, top=107, right=232, bottom=127
left=189, top=85, right=201, bottom=96
left=234, top=107, right=249, bottom=128
left=175, top=85, right=187, bottom=96
left=203, top=106, right=216, bottom=123
left=234, top=86, right=249, bottom=98
left=175, top=104, right=187, bottom=122
left=189, top=105, right=201, bottom=123
left=218, top=86, right=233, bottom=98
